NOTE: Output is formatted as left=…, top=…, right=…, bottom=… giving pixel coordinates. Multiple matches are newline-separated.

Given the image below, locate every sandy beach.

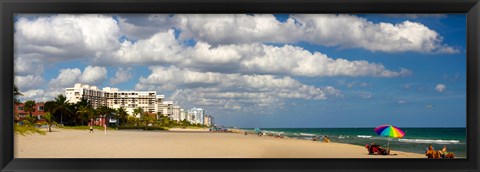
left=15, top=128, right=425, bottom=158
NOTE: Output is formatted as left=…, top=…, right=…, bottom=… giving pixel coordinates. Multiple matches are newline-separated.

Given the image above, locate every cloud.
left=15, top=14, right=121, bottom=63
left=95, top=29, right=184, bottom=65
left=14, top=55, right=45, bottom=76
left=47, top=66, right=107, bottom=99
left=48, top=68, right=82, bottom=89
left=20, top=89, right=49, bottom=102
left=359, top=92, right=373, bottom=99
left=97, top=31, right=410, bottom=78
left=110, top=67, right=134, bottom=85
left=175, top=14, right=457, bottom=53
left=435, top=84, right=446, bottom=92
left=79, top=66, right=107, bottom=85
left=397, top=100, right=407, bottom=104
left=136, top=66, right=342, bottom=113
left=14, top=75, right=45, bottom=91
left=117, top=14, right=176, bottom=40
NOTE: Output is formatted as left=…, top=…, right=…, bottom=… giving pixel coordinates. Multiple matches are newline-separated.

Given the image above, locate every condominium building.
left=65, top=83, right=215, bottom=125
left=203, top=115, right=214, bottom=127
left=65, top=84, right=106, bottom=109
left=66, top=83, right=165, bottom=116
left=180, top=109, right=186, bottom=121
left=187, top=107, right=204, bottom=124
left=172, top=106, right=181, bottom=121
left=102, top=87, right=157, bottom=115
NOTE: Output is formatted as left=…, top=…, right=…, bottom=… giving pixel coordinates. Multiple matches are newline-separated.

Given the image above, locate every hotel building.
left=66, top=83, right=165, bottom=116
left=203, top=115, right=214, bottom=127
left=187, top=107, right=204, bottom=124
left=65, top=83, right=214, bottom=125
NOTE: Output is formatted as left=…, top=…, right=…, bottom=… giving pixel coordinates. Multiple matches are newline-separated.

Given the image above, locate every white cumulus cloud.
left=110, top=67, right=134, bottom=85
left=136, top=66, right=342, bottom=113
left=79, top=66, right=107, bottom=85
left=435, top=84, right=446, bottom=92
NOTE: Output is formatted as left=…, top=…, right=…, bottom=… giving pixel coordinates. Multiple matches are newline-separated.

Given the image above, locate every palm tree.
left=133, top=107, right=144, bottom=127
left=116, top=107, right=128, bottom=126
left=43, top=101, right=56, bottom=113
left=53, top=94, right=72, bottom=125
left=76, top=105, right=91, bottom=126
left=14, top=84, right=23, bottom=104
left=133, top=107, right=144, bottom=118
left=23, top=100, right=36, bottom=123
left=43, top=112, right=56, bottom=132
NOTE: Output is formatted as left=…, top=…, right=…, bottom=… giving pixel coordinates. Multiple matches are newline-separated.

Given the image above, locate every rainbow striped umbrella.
left=374, top=125, right=406, bottom=153
left=374, top=125, right=406, bottom=138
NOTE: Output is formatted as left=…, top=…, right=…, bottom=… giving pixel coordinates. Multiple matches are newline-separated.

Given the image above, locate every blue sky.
left=14, top=14, right=466, bottom=128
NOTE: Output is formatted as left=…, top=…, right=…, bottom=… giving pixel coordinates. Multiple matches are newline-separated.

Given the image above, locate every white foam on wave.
left=357, top=135, right=373, bottom=138
left=398, top=139, right=461, bottom=144
left=263, top=130, right=284, bottom=135
left=299, top=133, right=316, bottom=136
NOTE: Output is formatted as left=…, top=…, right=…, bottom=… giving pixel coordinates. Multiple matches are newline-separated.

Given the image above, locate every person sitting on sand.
left=425, top=145, right=437, bottom=158
left=323, top=135, right=330, bottom=143
left=366, top=142, right=376, bottom=154
left=438, top=145, right=455, bottom=158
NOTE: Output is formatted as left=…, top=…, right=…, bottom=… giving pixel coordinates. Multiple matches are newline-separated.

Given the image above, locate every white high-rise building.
left=66, top=83, right=174, bottom=117
left=65, top=84, right=106, bottom=109
left=187, top=107, right=204, bottom=124
left=180, top=109, right=186, bottom=121
left=172, top=106, right=181, bottom=121
left=65, top=83, right=214, bottom=124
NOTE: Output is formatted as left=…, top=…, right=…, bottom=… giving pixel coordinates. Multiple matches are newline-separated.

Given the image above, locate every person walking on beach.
left=89, top=125, right=94, bottom=133
left=104, top=124, right=107, bottom=135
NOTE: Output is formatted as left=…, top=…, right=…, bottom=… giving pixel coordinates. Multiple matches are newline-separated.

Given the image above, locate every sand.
left=14, top=128, right=425, bottom=158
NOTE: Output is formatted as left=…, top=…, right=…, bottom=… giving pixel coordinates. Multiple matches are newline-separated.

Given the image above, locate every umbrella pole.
left=387, top=138, right=390, bottom=153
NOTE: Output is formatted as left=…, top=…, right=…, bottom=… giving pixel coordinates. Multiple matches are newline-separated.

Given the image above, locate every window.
left=38, top=106, right=44, bottom=111
left=18, top=106, right=24, bottom=110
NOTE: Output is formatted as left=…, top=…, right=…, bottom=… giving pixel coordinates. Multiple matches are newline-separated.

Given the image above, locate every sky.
left=13, top=14, right=466, bottom=128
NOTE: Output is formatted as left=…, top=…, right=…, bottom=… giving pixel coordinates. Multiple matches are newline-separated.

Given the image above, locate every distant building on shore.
left=14, top=102, right=46, bottom=123
left=65, top=83, right=172, bottom=116
left=204, top=115, right=214, bottom=127
left=65, top=83, right=215, bottom=125
left=172, top=106, right=181, bottom=121
left=188, top=107, right=204, bottom=125
left=180, top=109, right=186, bottom=121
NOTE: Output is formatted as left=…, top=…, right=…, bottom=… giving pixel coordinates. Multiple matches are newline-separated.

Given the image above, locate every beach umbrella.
left=254, top=128, right=260, bottom=133
left=374, top=125, right=406, bottom=152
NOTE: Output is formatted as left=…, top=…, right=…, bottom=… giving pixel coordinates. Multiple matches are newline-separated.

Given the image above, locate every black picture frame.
left=1, top=0, right=479, bottom=171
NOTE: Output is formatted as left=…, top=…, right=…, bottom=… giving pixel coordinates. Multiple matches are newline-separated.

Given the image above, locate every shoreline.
left=15, top=128, right=425, bottom=158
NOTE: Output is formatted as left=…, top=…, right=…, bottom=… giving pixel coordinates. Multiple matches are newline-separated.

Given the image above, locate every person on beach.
left=438, top=145, right=455, bottom=158
left=323, top=135, right=330, bottom=143
left=89, top=125, right=94, bottom=133
left=425, top=145, right=437, bottom=158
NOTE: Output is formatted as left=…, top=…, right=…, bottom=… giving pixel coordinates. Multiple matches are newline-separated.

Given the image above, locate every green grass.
left=58, top=125, right=116, bottom=130
left=14, top=125, right=46, bottom=136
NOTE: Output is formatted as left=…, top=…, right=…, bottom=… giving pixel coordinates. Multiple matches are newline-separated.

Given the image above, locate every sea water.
left=239, top=128, right=467, bottom=157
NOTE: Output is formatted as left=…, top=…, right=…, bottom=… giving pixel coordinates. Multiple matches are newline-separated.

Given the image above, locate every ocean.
left=239, top=128, right=467, bottom=158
